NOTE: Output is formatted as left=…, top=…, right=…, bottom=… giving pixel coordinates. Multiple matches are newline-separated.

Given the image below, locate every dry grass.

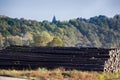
left=0, top=68, right=120, bottom=80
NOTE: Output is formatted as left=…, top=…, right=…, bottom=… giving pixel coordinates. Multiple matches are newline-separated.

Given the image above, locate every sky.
left=0, top=0, right=120, bottom=21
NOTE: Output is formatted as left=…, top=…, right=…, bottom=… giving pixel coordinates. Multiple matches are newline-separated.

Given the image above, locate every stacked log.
left=104, top=49, right=120, bottom=73
left=0, top=46, right=111, bottom=71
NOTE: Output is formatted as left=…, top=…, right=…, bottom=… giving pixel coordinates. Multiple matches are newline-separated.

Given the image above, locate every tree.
left=48, top=36, right=63, bottom=47
left=52, top=16, right=57, bottom=24
left=0, top=33, right=4, bottom=49
left=1, top=15, right=120, bottom=48
left=7, top=36, right=23, bottom=46
left=33, top=31, right=53, bottom=46
left=23, top=32, right=33, bottom=46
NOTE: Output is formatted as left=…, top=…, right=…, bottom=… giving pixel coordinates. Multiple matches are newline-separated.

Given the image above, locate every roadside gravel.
left=0, top=76, right=27, bottom=80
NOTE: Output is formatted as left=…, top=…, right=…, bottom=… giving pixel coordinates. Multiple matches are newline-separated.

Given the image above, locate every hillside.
left=0, top=15, right=120, bottom=48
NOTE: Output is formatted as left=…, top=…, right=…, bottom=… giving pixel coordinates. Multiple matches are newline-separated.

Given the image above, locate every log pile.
left=104, top=49, right=120, bottom=73
left=1, top=46, right=120, bottom=72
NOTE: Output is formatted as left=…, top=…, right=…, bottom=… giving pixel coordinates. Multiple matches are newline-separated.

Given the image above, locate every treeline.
left=0, top=15, right=120, bottom=49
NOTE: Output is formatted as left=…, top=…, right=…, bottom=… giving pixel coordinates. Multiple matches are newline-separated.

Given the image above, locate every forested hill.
left=0, top=15, right=120, bottom=48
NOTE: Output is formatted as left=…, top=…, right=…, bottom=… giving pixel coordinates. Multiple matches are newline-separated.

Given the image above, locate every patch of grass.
left=0, top=68, right=120, bottom=80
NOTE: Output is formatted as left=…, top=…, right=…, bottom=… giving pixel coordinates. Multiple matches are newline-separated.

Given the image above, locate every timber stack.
left=0, top=46, right=119, bottom=73
left=104, top=49, right=120, bottom=73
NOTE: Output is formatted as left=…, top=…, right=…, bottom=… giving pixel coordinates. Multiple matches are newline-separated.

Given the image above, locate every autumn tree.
left=0, top=33, right=4, bottom=49
left=7, top=36, right=23, bottom=46
left=23, top=32, right=33, bottom=46
left=33, top=31, right=53, bottom=46
left=48, top=36, right=63, bottom=47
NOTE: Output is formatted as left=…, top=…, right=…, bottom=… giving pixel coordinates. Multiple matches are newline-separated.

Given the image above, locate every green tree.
left=52, top=16, right=57, bottom=24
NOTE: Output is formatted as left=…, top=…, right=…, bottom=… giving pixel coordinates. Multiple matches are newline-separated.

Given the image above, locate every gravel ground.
left=0, top=76, right=27, bottom=80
